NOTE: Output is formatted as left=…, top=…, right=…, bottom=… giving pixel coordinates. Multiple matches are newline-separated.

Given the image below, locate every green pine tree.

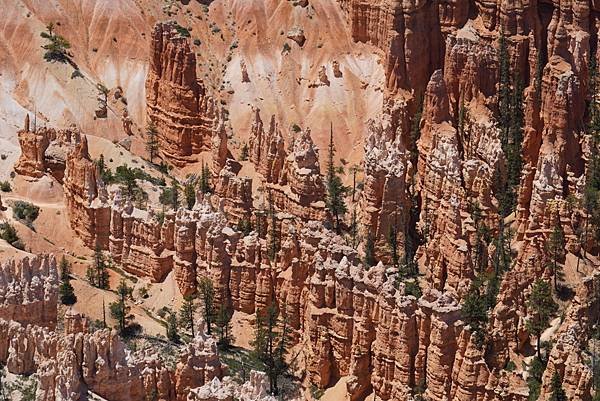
left=198, top=277, right=215, bottom=335
left=179, top=295, right=197, bottom=338
left=166, top=311, right=180, bottom=343
left=526, top=279, right=558, bottom=359
left=387, top=222, right=399, bottom=268
left=549, top=371, right=567, bottom=401
left=350, top=208, right=358, bottom=249
left=496, top=30, right=524, bottom=216
left=184, top=177, right=197, bottom=210
left=462, top=280, right=488, bottom=347
left=40, top=23, right=71, bottom=63
left=146, top=121, right=160, bottom=163
left=215, top=304, right=234, bottom=350
left=267, top=191, right=280, bottom=262
left=200, top=161, right=212, bottom=194
left=171, top=179, right=180, bottom=210
left=110, top=279, right=133, bottom=334
left=364, top=231, right=377, bottom=268
left=240, top=143, right=249, bottom=161
left=87, top=245, right=109, bottom=289
left=251, top=304, right=291, bottom=396
left=546, top=222, right=565, bottom=291
left=58, top=256, right=77, bottom=305
left=325, top=124, right=349, bottom=233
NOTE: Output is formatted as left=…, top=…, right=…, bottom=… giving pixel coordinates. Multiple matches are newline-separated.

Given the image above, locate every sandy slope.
left=0, top=0, right=384, bottom=170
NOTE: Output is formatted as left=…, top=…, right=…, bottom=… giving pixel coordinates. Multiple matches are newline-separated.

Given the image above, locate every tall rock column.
left=146, top=22, right=218, bottom=166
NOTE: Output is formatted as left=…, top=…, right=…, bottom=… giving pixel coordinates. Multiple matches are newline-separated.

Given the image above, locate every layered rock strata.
left=146, top=22, right=220, bottom=166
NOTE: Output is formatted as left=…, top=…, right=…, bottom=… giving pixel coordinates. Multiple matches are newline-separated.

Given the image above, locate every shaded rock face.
left=146, top=22, right=219, bottom=166
left=0, top=255, right=58, bottom=329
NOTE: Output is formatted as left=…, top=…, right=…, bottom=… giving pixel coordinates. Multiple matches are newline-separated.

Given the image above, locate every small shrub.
left=0, top=154, right=6, bottom=160
left=0, top=221, right=22, bottom=249
left=505, top=360, right=516, bottom=372
left=12, top=201, right=40, bottom=224
left=193, top=38, right=201, bottom=46
left=0, top=181, right=11, bottom=192
left=175, top=24, right=191, bottom=37
left=404, top=280, right=422, bottom=298
left=71, top=69, right=84, bottom=79
left=282, top=42, right=291, bottom=53
left=291, top=124, right=301, bottom=133
left=139, top=286, right=149, bottom=299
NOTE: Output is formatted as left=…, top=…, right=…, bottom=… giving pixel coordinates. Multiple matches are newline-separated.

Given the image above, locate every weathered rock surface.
left=63, top=135, right=111, bottom=249
left=0, top=255, right=58, bottom=329
left=146, top=22, right=220, bottom=166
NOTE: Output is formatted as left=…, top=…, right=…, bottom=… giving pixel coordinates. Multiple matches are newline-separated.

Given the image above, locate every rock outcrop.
left=63, top=135, right=111, bottom=249
left=1, top=319, right=225, bottom=401
left=146, top=22, right=220, bottom=166
left=247, top=109, right=326, bottom=221
left=15, top=116, right=79, bottom=181
left=0, top=255, right=58, bottom=329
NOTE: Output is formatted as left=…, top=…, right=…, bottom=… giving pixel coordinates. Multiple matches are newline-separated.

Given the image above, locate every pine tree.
left=110, top=279, right=132, bottom=334
left=350, top=208, right=358, bottom=248
left=238, top=218, right=253, bottom=236
left=364, top=231, right=376, bottom=268
left=200, top=161, right=212, bottom=194
left=402, top=224, right=417, bottom=277
left=498, top=29, right=511, bottom=148
left=58, top=256, right=77, bottom=305
left=87, top=245, right=109, bottom=289
left=215, top=304, right=234, bottom=350
left=184, top=177, right=196, bottom=210
left=462, top=280, right=488, bottom=347
left=166, top=312, right=179, bottom=343
left=170, top=179, right=180, bottom=210
left=526, top=279, right=558, bottom=359
left=325, top=124, right=349, bottom=233
left=387, top=221, right=399, bottom=268
left=496, top=30, right=524, bottom=216
left=240, top=143, right=249, bottom=161
left=267, top=191, right=280, bottom=262
left=40, top=22, right=71, bottom=63
left=198, top=277, right=215, bottom=335
left=492, top=219, right=512, bottom=276
left=96, top=83, right=109, bottom=118
left=470, top=201, right=490, bottom=273
left=549, top=372, right=567, bottom=401
left=527, top=356, right=547, bottom=401
left=546, top=222, right=565, bottom=291
left=146, top=121, right=159, bottom=163
left=179, top=295, right=197, bottom=338
left=251, top=304, right=290, bottom=396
